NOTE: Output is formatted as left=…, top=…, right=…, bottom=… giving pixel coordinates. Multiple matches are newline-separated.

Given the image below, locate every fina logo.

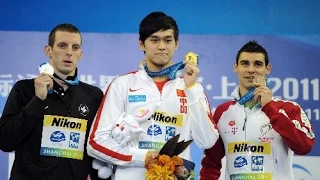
left=293, top=163, right=315, bottom=180
left=50, top=131, right=66, bottom=142
left=147, top=124, right=162, bottom=136
left=234, top=156, right=247, bottom=168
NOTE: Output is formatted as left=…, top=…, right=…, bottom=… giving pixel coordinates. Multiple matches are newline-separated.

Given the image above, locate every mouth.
left=63, top=60, right=72, bottom=64
left=63, top=60, right=73, bottom=66
left=245, top=76, right=255, bottom=79
left=155, top=53, right=168, bottom=56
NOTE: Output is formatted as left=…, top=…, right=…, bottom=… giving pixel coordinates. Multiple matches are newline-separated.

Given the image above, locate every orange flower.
left=172, top=156, right=183, bottom=166
left=158, top=155, right=171, bottom=165
left=145, top=155, right=184, bottom=180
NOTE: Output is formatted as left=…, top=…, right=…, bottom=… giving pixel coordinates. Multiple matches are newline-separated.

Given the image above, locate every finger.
left=254, top=93, right=261, bottom=103
left=39, top=73, right=53, bottom=78
left=189, top=62, right=200, bottom=73
left=184, top=63, right=193, bottom=75
left=37, top=75, right=53, bottom=83
left=42, top=77, right=54, bottom=86
left=254, top=90, right=262, bottom=102
left=254, top=93, right=258, bottom=103
left=39, top=78, right=53, bottom=89
left=253, top=76, right=266, bottom=87
left=185, top=62, right=199, bottom=75
left=47, top=80, right=54, bottom=89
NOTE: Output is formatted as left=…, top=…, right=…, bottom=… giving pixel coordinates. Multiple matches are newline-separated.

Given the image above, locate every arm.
left=0, top=81, right=46, bottom=152
left=185, top=83, right=219, bottom=149
left=200, top=137, right=225, bottom=180
left=199, top=101, right=234, bottom=180
left=87, top=76, right=149, bottom=167
left=262, top=100, right=315, bottom=155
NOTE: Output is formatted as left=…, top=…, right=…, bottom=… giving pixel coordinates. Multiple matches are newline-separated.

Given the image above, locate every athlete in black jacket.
left=0, top=23, right=107, bottom=180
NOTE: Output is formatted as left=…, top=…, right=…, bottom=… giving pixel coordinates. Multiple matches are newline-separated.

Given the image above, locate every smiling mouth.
left=156, top=53, right=167, bottom=55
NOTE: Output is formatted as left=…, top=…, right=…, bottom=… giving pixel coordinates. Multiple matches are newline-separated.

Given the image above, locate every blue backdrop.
left=0, top=1, right=319, bottom=179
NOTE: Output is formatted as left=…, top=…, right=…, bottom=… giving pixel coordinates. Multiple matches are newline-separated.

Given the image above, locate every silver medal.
left=39, top=62, right=54, bottom=75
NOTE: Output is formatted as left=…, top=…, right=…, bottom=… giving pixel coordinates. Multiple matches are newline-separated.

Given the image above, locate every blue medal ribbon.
left=237, top=89, right=255, bottom=105
left=144, top=61, right=185, bottom=80
left=39, top=62, right=79, bottom=94
left=237, top=79, right=269, bottom=107
left=143, top=52, right=199, bottom=79
left=53, top=69, right=79, bottom=86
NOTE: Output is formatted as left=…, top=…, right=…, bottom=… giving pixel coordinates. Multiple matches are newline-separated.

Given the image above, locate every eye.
left=73, top=45, right=80, bottom=50
left=58, top=43, right=67, bottom=48
left=150, top=39, right=158, bottom=42
left=255, top=63, right=263, bottom=67
left=165, top=39, right=173, bottom=43
left=241, top=62, right=249, bottom=66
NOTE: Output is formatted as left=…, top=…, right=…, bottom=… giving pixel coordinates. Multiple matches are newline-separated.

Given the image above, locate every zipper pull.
left=242, top=117, right=247, bottom=131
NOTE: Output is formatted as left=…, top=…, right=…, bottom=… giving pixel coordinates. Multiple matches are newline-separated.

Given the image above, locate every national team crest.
left=78, top=104, right=89, bottom=116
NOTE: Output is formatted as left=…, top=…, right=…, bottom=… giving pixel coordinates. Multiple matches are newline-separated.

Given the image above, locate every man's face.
left=140, top=29, right=178, bottom=70
left=45, top=31, right=82, bottom=77
left=233, top=52, right=271, bottom=91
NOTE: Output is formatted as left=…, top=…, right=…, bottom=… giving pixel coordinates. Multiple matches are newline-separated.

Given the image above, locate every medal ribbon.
left=237, top=79, right=269, bottom=106
left=144, top=61, right=185, bottom=80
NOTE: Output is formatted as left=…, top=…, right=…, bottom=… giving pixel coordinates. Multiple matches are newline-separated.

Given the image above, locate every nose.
left=120, top=126, right=124, bottom=131
left=247, top=64, right=255, bottom=73
left=66, top=47, right=73, bottom=56
left=158, top=40, right=166, bottom=50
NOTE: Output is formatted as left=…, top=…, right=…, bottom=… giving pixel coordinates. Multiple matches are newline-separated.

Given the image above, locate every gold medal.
left=184, top=52, right=199, bottom=65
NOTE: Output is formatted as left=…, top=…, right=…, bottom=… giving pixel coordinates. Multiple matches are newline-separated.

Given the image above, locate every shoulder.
left=107, top=70, right=140, bottom=88
left=78, top=82, right=103, bottom=99
left=216, top=100, right=237, bottom=110
left=12, top=79, right=35, bottom=91
left=214, top=101, right=237, bottom=118
left=270, top=97, right=302, bottom=110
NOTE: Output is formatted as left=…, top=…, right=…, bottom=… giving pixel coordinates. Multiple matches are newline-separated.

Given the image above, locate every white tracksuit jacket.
left=200, top=86, right=315, bottom=180
left=87, top=68, right=219, bottom=179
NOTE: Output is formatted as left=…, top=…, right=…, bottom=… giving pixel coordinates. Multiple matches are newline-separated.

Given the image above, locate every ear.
left=265, top=64, right=272, bottom=75
left=44, top=45, right=52, bottom=57
left=233, top=62, right=238, bottom=73
left=174, top=40, right=179, bottom=51
left=79, top=49, right=83, bottom=61
left=139, top=40, right=145, bottom=51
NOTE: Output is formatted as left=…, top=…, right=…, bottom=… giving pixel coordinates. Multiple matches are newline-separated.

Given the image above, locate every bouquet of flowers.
left=145, top=134, right=195, bottom=180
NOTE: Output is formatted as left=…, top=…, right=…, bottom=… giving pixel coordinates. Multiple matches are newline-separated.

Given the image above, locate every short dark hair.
left=48, top=23, right=81, bottom=47
left=236, top=41, right=269, bottom=65
left=139, top=12, right=179, bottom=43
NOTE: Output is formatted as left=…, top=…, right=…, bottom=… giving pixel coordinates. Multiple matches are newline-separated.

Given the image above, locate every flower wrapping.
left=145, top=134, right=195, bottom=180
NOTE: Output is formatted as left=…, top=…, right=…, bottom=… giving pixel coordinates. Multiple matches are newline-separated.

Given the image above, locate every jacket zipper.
left=242, top=108, right=248, bottom=140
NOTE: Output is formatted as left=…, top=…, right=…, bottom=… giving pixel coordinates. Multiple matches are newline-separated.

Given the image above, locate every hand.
left=184, top=61, right=199, bottom=88
left=34, top=73, right=53, bottom=100
left=145, top=151, right=159, bottom=168
left=146, top=151, right=159, bottom=159
left=253, top=76, right=272, bottom=107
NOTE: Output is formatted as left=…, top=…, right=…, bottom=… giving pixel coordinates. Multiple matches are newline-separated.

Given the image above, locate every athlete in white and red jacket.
left=87, top=12, right=219, bottom=180
left=200, top=41, right=315, bottom=180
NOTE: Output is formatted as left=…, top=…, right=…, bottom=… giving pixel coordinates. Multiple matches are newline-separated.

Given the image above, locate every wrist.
left=185, top=82, right=197, bottom=90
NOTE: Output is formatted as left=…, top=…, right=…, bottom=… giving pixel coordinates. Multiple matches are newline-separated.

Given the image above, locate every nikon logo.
left=51, top=117, right=81, bottom=130
left=228, top=142, right=271, bottom=154
left=148, top=111, right=183, bottom=127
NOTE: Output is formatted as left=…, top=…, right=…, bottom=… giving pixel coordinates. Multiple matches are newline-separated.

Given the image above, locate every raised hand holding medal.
left=143, top=52, right=199, bottom=83
left=253, top=75, right=272, bottom=107
left=184, top=52, right=199, bottom=88
left=35, top=62, right=54, bottom=100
